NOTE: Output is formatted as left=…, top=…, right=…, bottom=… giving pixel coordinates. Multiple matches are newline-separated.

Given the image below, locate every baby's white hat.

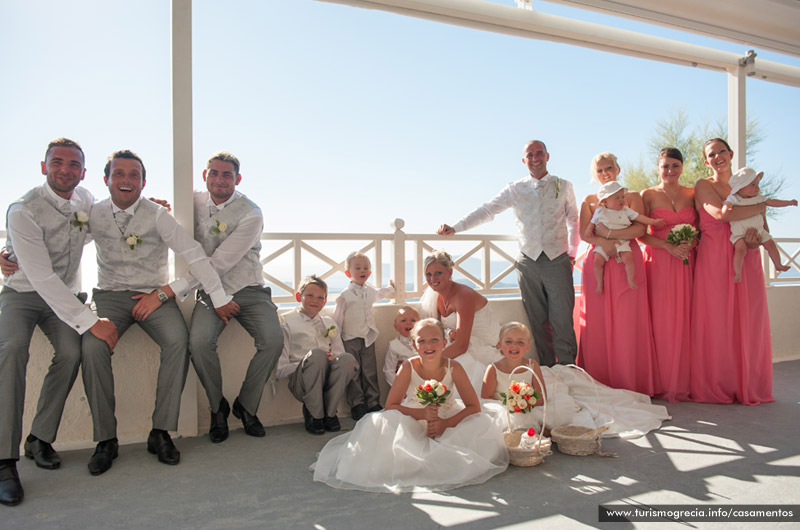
left=597, top=181, right=626, bottom=202
left=729, top=167, right=764, bottom=196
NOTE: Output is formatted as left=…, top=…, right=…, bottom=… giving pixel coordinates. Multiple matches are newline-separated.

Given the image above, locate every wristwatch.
left=156, top=288, right=168, bottom=303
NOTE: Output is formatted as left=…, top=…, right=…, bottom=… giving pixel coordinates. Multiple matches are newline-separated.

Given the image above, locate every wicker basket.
left=503, top=365, right=552, bottom=467
left=548, top=365, right=615, bottom=457
left=550, top=425, right=609, bottom=456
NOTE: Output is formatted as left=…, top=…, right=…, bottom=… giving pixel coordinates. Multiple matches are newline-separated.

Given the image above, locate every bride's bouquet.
left=416, top=379, right=450, bottom=406
left=501, top=380, right=541, bottom=414
left=665, top=223, right=698, bottom=265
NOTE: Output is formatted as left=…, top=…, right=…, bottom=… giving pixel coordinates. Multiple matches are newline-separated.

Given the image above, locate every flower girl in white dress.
left=312, top=318, right=508, bottom=493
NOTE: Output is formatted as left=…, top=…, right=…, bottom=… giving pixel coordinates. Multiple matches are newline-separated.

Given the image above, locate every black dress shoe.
left=232, top=398, right=265, bottom=437
left=323, top=415, right=341, bottom=432
left=302, top=405, right=324, bottom=435
left=88, top=438, right=119, bottom=476
left=147, top=429, right=180, bottom=465
left=351, top=403, right=367, bottom=421
left=209, top=397, right=230, bottom=443
left=24, top=437, right=61, bottom=470
left=0, top=462, right=23, bottom=506
left=367, top=404, right=383, bottom=413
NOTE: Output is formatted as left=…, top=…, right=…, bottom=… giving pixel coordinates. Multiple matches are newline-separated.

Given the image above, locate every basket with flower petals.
left=503, top=365, right=551, bottom=466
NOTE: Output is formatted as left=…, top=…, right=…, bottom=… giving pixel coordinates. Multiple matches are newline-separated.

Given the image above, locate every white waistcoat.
left=193, top=192, right=263, bottom=295
left=91, top=198, right=169, bottom=291
left=282, top=310, right=337, bottom=362
left=5, top=185, right=92, bottom=294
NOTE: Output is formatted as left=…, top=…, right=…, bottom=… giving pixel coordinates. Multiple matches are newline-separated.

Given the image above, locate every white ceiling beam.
left=315, top=0, right=800, bottom=88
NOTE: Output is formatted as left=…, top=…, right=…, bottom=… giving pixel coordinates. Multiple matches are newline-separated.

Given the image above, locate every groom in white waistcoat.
left=80, top=150, right=237, bottom=476
left=171, top=151, right=282, bottom=443
left=0, top=138, right=118, bottom=507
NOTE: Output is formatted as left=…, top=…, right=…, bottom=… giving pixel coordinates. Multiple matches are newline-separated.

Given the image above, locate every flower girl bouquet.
left=501, top=381, right=541, bottom=414
left=666, top=223, right=698, bottom=265
left=416, top=379, right=450, bottom=406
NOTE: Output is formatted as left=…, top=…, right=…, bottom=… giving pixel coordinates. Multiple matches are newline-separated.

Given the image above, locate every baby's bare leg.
left=593, top=253, right=607, bottom=294
left=733, top=239, right=747, bottom=282
left=620, top=251, right=637, bottom=290
left=763, top=239, right=790, bottom=274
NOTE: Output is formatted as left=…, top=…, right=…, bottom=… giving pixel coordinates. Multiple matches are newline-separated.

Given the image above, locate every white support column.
left=727, top=64, right=747, bottom=169
left=171, top=0, right=198, bottom=437
left=391, top=218, right=406, bottom=304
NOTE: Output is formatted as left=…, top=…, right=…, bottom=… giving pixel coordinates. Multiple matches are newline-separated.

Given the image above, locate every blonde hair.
left=395, top=305, right=419, bottom=321
left=410, top=318, right=445, bottom=343
left=297, top=275, right=327, bottom=296
left=424, top=250, right=455, bottom=272
left=345, top=251, right=370, bottom=269
left=498, top=321, right=532, bottom=343
left=590, top=152, right=620, bottom=185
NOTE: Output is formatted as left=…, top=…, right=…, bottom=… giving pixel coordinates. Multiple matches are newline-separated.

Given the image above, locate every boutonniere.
left=124, top=234, right=143, bottom=250
left=71, top=211, right=89, bottom=231
left=555, top=178, right=561, bottom=199
left=324, top=325, right=337, bottom=339
left=210, top=220, right=227, bottom=235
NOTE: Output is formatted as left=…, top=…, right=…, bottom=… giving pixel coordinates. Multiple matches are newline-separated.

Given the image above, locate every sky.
left=1, top=0, right=798, bottom=293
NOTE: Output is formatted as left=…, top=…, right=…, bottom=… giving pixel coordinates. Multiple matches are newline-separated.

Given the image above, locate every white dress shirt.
left=99, top=198, right=231, bottom=307
left=6, top=185, right=98, bottom=333
left=452, top=173, right=580, bottom=260
left=383, top=336, right=416, bottom=386
left=171, top=191, right=264, bottom=299
left=276, top=309, right=345, bottom=379
left=332, top=281, right=395, bottom=346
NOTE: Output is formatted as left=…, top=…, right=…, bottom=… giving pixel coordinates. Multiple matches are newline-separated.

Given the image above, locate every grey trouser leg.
left=516, top=252, right=577, bottom=366
left=82, top=290, right=189, bottom=441
left=288, top=349, right=359, bottom=418
left=343, top=337, right=378, bottom=408
left=0, top=288, right=82, bottom=459
left=189, top=286, right=283, bottom=414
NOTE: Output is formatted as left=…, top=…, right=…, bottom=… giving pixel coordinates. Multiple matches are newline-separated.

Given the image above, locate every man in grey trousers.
left=437, top=140, right=580, bottom=366
left=0, top=138, right=118, bottom=506
left=172, top=151, right=283, bottom=443
left=80, top=150, right=238, bottom=476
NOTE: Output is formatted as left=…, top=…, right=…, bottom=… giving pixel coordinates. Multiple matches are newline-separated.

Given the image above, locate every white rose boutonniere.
left=211, top=220, right=227, bottom=235
left=324, top=325, right=337, bottom=339
left=71, top=211, right=89, bottom=231
left=125, top=234, right=143, bottom=250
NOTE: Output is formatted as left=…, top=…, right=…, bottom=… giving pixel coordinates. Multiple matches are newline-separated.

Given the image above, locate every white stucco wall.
left=20, top=289, right=799, bottom=452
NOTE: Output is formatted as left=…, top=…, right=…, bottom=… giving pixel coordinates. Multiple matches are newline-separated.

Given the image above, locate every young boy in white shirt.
left=276, top=276, right=362, bottom=435
left=332, top=252, right=394, bottom=418
left=382, top=306, right=419, bottom=386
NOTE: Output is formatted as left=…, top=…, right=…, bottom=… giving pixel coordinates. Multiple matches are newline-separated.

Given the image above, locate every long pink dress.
left=643, top=207, right=695, bottom=402
left=690, top=209, right=774, bottom=404
left=578, top=241, right=658, bottom=396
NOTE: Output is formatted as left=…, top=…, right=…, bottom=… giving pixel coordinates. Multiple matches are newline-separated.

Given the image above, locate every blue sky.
left=2, top=0, right=798, bottom=247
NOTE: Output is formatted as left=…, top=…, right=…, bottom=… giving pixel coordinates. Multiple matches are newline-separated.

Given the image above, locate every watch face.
left=158, top=290, right=168, bottom=302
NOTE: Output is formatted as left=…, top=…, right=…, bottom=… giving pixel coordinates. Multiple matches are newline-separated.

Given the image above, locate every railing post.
left=391, top=218, right=406, bottom=304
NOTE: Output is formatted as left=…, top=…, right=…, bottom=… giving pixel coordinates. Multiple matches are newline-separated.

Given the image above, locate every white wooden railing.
left=1, top=228, right=798, bottom=296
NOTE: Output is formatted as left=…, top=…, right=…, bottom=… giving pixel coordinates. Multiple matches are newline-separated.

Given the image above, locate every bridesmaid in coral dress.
left=640, top=148, right=697, bottom=402
left=578, top=152, right=658, bottom=396
left=691, top=138, right=774, bottom=405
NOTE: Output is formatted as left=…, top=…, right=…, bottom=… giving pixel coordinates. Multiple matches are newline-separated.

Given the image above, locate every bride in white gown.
left=418, top=251, right=503, bottom=392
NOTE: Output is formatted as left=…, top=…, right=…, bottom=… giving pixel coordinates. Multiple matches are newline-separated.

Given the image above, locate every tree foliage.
left=621, top=109, right=785, bottom=205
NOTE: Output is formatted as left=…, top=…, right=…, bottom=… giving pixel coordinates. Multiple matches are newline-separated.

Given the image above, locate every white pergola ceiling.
left=544, top=0, right=800, bottom=58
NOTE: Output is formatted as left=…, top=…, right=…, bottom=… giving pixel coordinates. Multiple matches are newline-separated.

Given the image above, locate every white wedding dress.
left=312, top=359, right=508, bottom=493
left=484, top=364, right=670, bottom=439
left=419, top=287, right=503, bottom=393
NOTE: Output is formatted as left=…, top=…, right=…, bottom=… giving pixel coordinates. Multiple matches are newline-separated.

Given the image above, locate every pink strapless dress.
left=578, top=240, right=657, bottom=396
left=690, top=209, right=773, bottom=404
left=643, top=207, right=695, bottom=402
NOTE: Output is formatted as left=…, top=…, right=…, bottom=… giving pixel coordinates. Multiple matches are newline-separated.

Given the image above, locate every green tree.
left=622, top=109, right=784, bottom=205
